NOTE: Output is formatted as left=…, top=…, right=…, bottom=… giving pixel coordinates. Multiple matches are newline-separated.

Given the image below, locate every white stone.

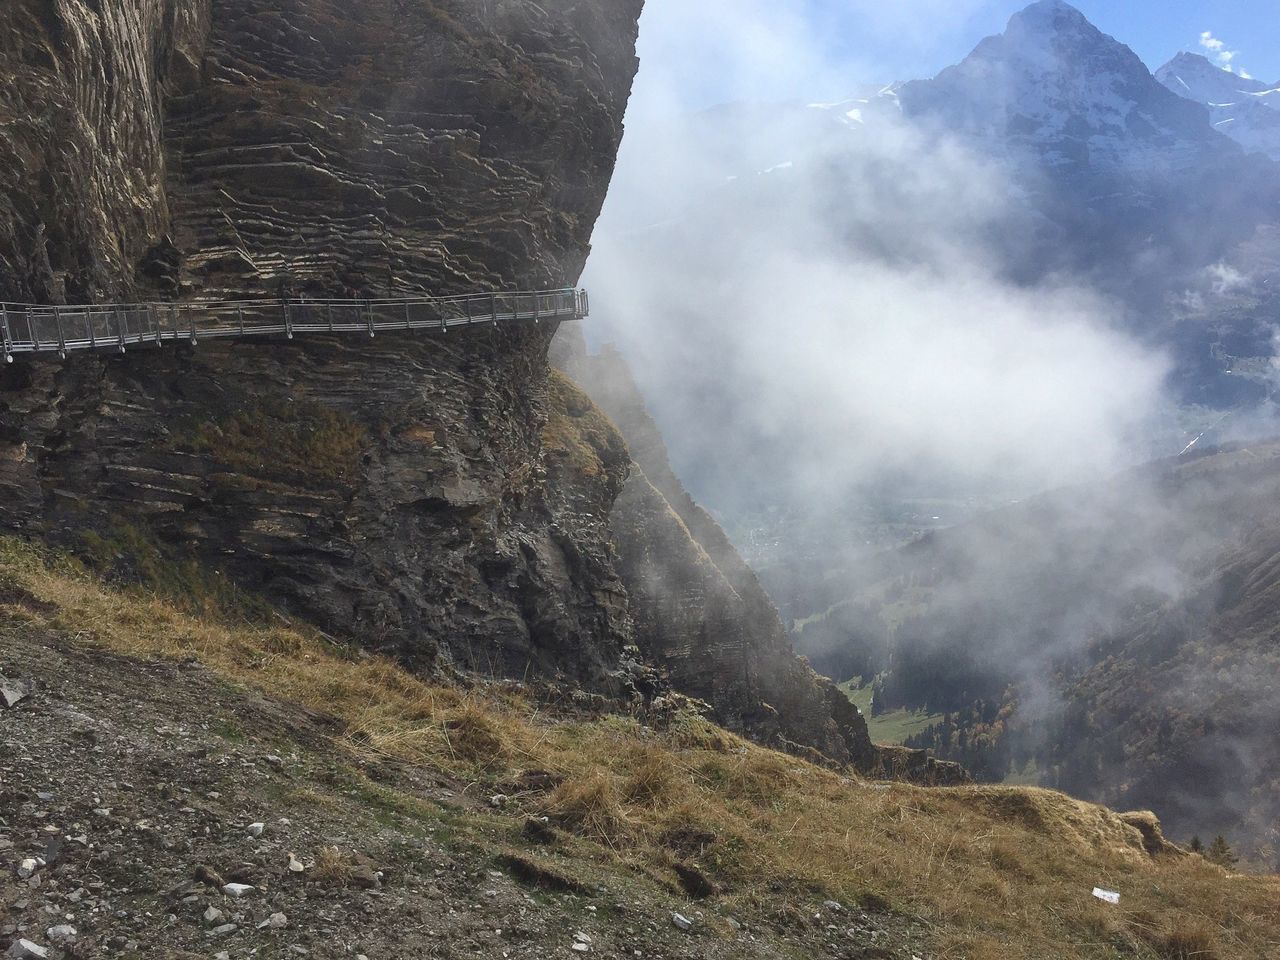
left=247, top=822, right=265, bottom=838
left=6, top=941, right=48, bottom=960
left=16, top=859, right=38, bottom=880
left=45, top=926, right=76, bottom=942
left=221, top=883, right=255, bottom=898
left=204, top=906, right=224, bottom=924
left=0, top=679, right=30, bottom=709
left=257, top=913, right=287, bottom=930
left=671, top=912, right=693, bottom=931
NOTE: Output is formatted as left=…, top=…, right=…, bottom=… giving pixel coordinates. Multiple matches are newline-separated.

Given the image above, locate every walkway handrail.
left=0, top=288, right=589, bottom=362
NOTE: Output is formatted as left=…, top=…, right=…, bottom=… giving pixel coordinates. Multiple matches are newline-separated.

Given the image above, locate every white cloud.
left=587, top=69, right=1169, bottom=504
left=1199, top=30, right=1249, bottom=76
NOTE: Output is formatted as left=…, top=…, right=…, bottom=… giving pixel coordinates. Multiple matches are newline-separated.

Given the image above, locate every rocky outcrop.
left=0, top=0, right=207, bottom=301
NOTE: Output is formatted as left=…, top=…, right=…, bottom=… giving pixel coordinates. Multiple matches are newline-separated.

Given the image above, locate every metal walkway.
left=0, top=288, right=589, bottom=362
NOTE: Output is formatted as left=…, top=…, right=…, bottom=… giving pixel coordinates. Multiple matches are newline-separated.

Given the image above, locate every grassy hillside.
left=1, top=539, right=1277, bottom=958
left=839, top=679, right=943, bottom=745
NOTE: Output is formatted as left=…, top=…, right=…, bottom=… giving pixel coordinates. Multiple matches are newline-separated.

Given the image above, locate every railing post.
left=115, top=309, right=126, bottom=353
left=53, top=305, right=66, bottom=358
left=28, top=308, right=38, bottom=351
left=188, top=304, right=198, bottom=346
left=365, top=301, right=375, bottom=338
left=533, top=294, right=540, bottom=324
left=466, top=297, right=473, bottom=324
left=490, top=293, right=498, bottom=323
left=284, top=301, right=294, bottom=339
left=238, top=305, right=245, bottom=337
left=327, top=302, right=334, bottom=333
left=86, top=309, right=97, bottom=351
left=0, top=304, right=11, bottom=364
left=405, top=301, right=412, bottom=331
left=440, top=303, right=447, bottom=333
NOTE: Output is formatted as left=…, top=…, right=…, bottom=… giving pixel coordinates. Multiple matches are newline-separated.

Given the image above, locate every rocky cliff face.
left=0, top=0, right=207, bottom=301
left=0, top=0, right=639, bottom=302
left=0, top=0, right=644, bottom=686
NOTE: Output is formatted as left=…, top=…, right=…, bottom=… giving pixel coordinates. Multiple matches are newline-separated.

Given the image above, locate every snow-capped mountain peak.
left=1155, top=52, right=1280, bottom=160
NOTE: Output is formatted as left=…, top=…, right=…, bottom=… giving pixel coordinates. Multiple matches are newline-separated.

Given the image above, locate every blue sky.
left=636, top=0, right=1280, bottom=115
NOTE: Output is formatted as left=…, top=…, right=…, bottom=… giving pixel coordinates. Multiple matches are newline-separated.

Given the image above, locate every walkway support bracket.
left=1, top=304, right=11, bottom=364
left=53, top=305, right=66, bottom=359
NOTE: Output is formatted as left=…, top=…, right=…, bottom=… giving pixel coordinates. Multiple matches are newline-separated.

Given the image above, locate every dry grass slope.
left=543, top=369, right=626, bottom=480
left=0, top=537, right=1276, bottom=959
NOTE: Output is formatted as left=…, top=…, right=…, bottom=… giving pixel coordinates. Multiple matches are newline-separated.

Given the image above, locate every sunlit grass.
left=1, top=536, right=1276, bottom=959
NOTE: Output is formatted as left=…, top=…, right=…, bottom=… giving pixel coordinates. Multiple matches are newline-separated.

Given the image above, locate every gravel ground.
left=1, top=623, right=931, bottom=960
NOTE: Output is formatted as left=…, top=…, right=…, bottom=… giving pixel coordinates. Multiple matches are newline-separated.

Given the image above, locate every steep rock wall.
left=0, top=0, right=641, bottom=303
left=0, top=326, right=638, bottom=685
left=0, top=0, right=644, bottom=689
left=0, top=0, right=208, bottom=301
left=164, top=0, right=641, bottom=299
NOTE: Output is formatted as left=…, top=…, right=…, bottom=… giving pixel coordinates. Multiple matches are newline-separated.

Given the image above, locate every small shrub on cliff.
left=622, top=746, right=685, bottom=808
left=443, top=700, right=508, bottom=766
left=312, top=846, right=356, bottom=887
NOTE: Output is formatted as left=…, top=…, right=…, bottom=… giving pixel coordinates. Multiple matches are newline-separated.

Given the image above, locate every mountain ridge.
left=1155, top=51, right=1280, bottom=160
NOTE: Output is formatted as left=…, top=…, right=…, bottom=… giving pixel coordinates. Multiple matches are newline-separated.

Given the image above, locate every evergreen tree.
left=1189, top=835, right=1203, bottom=855
left=870, top=676, right=886, bottom=717
left=1206, top=835, right=1238, bottom=868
